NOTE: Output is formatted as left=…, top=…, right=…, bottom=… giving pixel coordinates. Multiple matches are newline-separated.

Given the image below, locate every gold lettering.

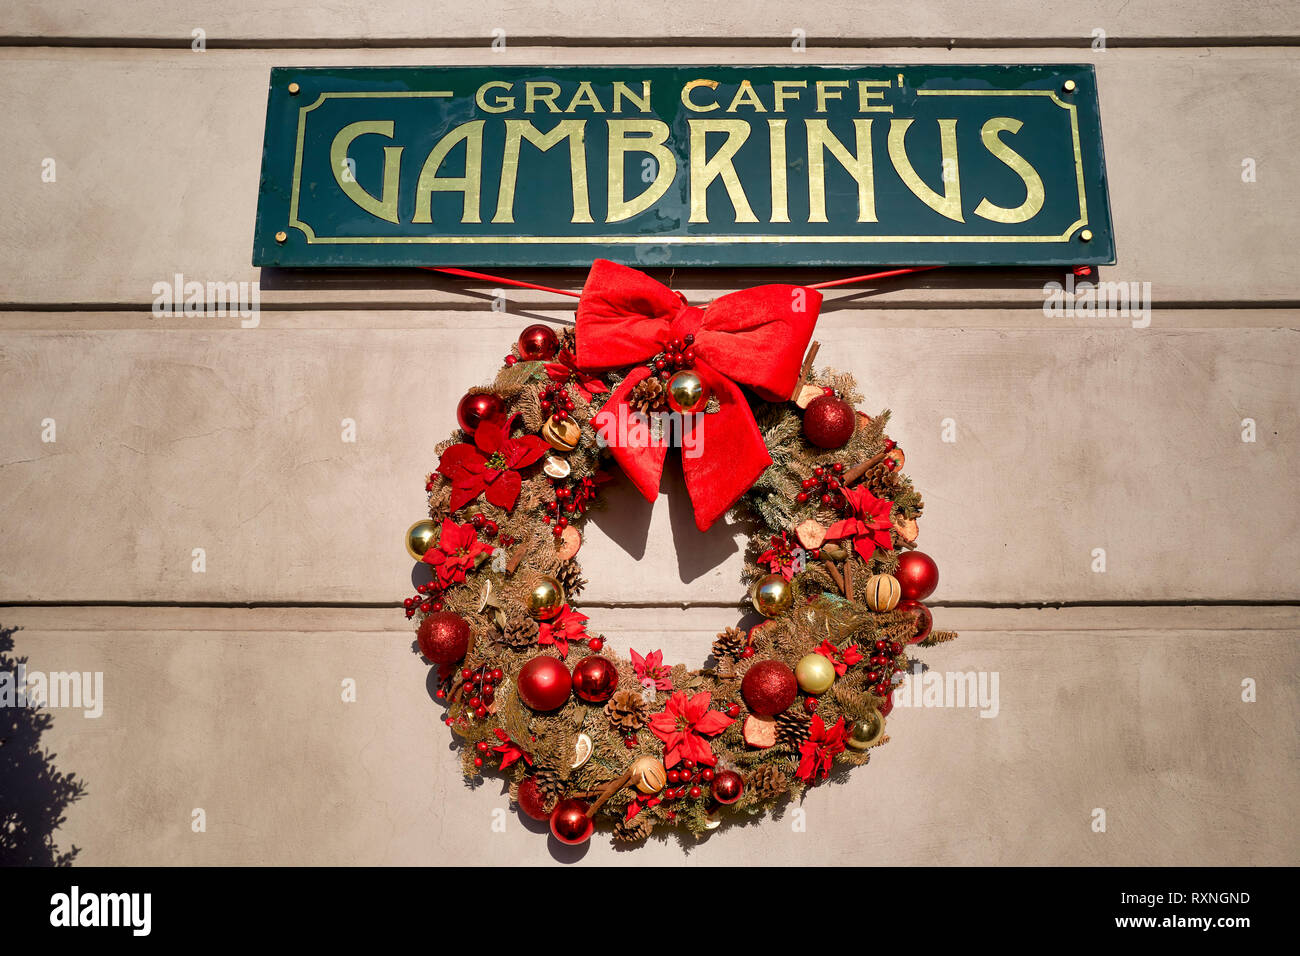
left=475, top=81, right=514, bottom=113
left=330, top=121, right=403, bottom=224
left=887, top=118, right=963, bottom=222
left=606, top=120, right=677, bottom=222
left=773, top=80, right=807, bottom=113
left=815, top=80, right=849, bottom=113
left=857, top=80, right=893, bottom=113
left=768, top=119, right=789, bottom=223
left=565, top=81, right=605, bottom=113
left=494, top=120, right=593, bottom=224
left=681, top=78, right=720, bottom=113
left=525, top=82, right=562, bottom=114
left=688, top=119, right=757, bottom=223
left=727, top=80, right=767, bottom=112
left=805, top=119, right=876, bottom=223
left=412, top=121, right=483, bottom=224
left=973, top=118, right=1045, bottom=224
left=613, top=80, right=651, bottom=113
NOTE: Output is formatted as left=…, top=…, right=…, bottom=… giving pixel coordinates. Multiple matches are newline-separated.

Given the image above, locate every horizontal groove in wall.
left=2, top=36, right=1300, bottom=51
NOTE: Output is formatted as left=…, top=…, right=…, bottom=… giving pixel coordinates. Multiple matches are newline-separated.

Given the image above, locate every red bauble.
left=518, top=324, right=560, bottom=362
left=456, top=391, right=505, bottom=433
left=571, top=655, right=619, bottom=703
left=549, top=799, right=594, bottom=845
left=416, top=611, right=470, bottom=666
left=517, top=655, right=572, bottom=711
left=896, top=551, right=939, bottom=601
left=802, top=394, right=855, bottom=449
left=711, top=769, right=744, bottom=805
left=897, top=599, right=933, bottom=644
left=517, top=775, right=555, bottom=821
left=741, top=660, right=798, bottom=716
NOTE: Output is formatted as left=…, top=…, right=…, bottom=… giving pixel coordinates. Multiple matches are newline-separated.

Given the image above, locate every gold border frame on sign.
left=287, top=87, right=1089, bottom=245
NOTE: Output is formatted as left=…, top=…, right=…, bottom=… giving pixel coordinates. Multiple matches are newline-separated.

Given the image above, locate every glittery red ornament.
left=517, top=655, right=572, bottom=711
left=571, top=655, right=619, bottom=703
left=741, top=660, right=798, bottom=717
left=549, top=798, right=593, bottom=844
left=897, top=599, right=933, bottom=644
left=518, top=324, right=560, bottom=362
left=456, top=391, right=505, bottom=433
left=711, top=769, right=744, bottom=804
left=517, top=775, right=555, bottom=821
left=896, top=551, right=939, bottom=601
left=416, top=611, right=470, bottom=666
left=802, top=394, right=856, bottom=449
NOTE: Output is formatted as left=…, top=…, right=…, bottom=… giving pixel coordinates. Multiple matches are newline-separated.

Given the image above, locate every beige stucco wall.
left=0, top=5, right=1296, bottom=865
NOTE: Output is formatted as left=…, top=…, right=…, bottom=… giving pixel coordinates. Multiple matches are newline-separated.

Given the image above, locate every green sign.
left=253, top=64, right=1114, bottom=268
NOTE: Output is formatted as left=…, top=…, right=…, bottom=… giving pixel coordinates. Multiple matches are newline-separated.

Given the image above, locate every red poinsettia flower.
left=630, top=648, right=673, bottom=691
left=421, top=518, right=490, bottom=588
left=823, top=484, right=894, bottom=560
left=537, top=604, right=589, bottom=658
left=491, top=729, right=532, bottom=771
left=814, top=640, right=863, bottom=676
left=796, top=715, right=848, bottom=782
left=544, top=349, right=609, bottom=402
left=436, top=414, right=550, bottom=513
left=757, top=531, right=799, bottom=581
left=647, top=691, right=735, bottom=768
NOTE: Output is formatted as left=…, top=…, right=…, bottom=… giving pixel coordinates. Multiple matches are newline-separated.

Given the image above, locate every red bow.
left=576, top=259, right=821, bottom=531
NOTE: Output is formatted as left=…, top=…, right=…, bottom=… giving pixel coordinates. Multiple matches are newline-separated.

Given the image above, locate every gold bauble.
left=864, top=573, right=901, bottom=612
left=750, top=573, right=794, bottom=618
left=524, top=575, right=566, bottom=621
left=405, top=519, right=437, bottom=561
left=846, top=710, right=886, bottom=751
left=665, top=369, right=709, bottom=414
left=795, top=653, right=836, bottom=695
left=630, top=755, right=667, bottom=794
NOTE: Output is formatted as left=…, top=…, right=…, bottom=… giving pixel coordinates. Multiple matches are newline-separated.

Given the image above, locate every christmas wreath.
left=404, top=259, right=955, bottom=846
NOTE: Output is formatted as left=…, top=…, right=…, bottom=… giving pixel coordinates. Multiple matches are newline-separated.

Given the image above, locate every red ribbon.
left=575, top=259, right=820, bottom=531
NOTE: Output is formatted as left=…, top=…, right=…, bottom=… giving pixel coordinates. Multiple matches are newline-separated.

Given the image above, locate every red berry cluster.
left=402, top=583, right=445, bottom=620
left=543, top=475, right=604, bottom=536
left=647, top=333, right=696, bottom=382
left=467, top=511, right=500, bottom=540
left=865, top=639, right=905, bottom=698
left=441, top=662, right=505, bottom=724
left=540, top=382, right=576, bottom=424
left=663, top=759, right=714, bottom=801
left=798, top=461, right=848, bottom=509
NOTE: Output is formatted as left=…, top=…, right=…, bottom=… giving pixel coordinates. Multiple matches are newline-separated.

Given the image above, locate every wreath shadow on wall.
left=0, top=625, right=88, bottom=867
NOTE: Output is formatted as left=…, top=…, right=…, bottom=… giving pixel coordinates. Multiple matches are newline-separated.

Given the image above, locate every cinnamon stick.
left=585, top=769, right=634, bottom=818
left=843, top=557, right=854, bottom=602
left=822, top=558, right=845, bottom=595
left=844, top=451, right=888, bottom=486
left=506, top=546, right=527, bottom=574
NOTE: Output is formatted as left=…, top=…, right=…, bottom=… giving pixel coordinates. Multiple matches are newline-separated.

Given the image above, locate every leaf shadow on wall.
left=0, top=625, right=88, bottom=867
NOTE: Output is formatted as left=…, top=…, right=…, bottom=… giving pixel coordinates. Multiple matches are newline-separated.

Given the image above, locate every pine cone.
left=628, top=377, right=666, bottom=413
left=531, top=768, right=566, bottom=803
left=863, top=460, right=902, bottom=498
left=554, top=558, right=587, bottom=599
left=497, top=614, right=538, bottom=650
left=747, top=763, right=790, bottom=801
left=604, top=689, right=648, bottom=732
left=712, top=626, right=748, bottom=663
left=612, top=812, right=655, bottom=843
left=775, top=710, right=811, bottom=751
